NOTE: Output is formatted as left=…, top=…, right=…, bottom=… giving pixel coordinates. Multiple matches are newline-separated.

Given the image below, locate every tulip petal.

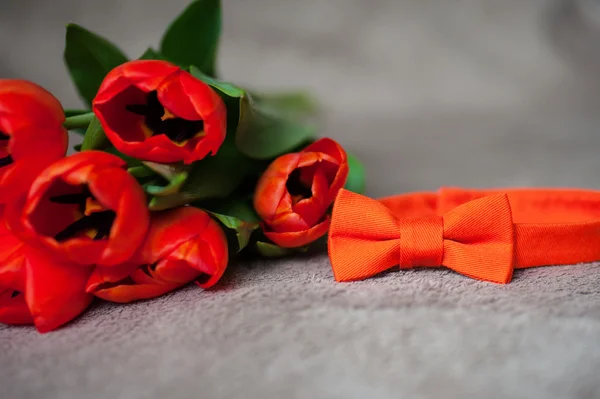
left=302, top=138, right=348, bottom=203
left=11, top=127, right=68, bottom=166
left=303, top=138, right=346, bottom=164
left=93, top=281, right=181, bottom=304
left=61, top=238, right=107, bottom=265
left=121, top=60, right=180, bottom=92
left=0, top=213, right=26, bottom=292
left=292, top=167, right=330, bottom=226
left=0, top=80, right=67, bottom=204
left=24, top=247, right=93, bottom=333
left=85, top=263, right=138, bottom=293
left=253, top=153, right=300, bottom=221
left=0, top=79, right=64, bottom=129
left=264, top=216, right=331, bottom=248
left=157, top=73, right=202, bottom=121
left=0, top=290, right=32, bottom=325
left=137, top=207, right=209, bottom=263
left=195, top=218, right=229, bottom=289
left=0, top=252, right=25, bottom=292
left=94, top=60, right=179, bottom=105
left=268, top=211, right=311, bottom=233
left=88, top=167, right=149, bottom=266
left=94, top=83, right=150, bottom=142
left=179, top=71, right=227, bottom=160
left=152, top=257, right=200, bottom=284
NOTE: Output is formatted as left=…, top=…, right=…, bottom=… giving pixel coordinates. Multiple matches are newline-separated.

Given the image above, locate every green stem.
left=63, top=112, right=95, bottom=130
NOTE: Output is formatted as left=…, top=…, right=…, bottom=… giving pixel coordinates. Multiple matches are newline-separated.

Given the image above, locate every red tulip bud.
left=10, top=151, right=149, bottom=266
left=254, top=138, right=348, bottom=248
left=87, top=207, right=228, bottom=303
left=93, top=60, right=226, bottom=164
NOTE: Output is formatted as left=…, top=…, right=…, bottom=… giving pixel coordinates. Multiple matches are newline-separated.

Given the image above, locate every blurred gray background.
left=3, top=1, right=600, bottom=399
left=3, top=0, right=600, bottom=195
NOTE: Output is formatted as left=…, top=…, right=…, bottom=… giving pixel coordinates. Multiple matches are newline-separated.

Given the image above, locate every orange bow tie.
left=328, top=188, right=600, bottom=283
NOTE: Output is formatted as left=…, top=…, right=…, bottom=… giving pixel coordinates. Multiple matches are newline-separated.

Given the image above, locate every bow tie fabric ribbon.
left=328, top=188, right=600, bottom=283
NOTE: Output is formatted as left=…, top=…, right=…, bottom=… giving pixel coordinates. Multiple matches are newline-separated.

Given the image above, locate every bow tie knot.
left=398, top=216, right=443, bottom=269
left=328, top=190, right=516, bottom=284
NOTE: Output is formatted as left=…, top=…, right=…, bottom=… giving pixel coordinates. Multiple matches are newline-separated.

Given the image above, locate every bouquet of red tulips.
left=0, top=0, right=364, bottom=333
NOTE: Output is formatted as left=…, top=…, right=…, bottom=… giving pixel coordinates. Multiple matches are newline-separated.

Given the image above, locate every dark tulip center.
left=125, top=91, right=204, bottom=143
left=50, top=186, right=116, bottom=242
left=10, top=290, right=20, bottom=298
left=286, top=169, right=313, bottom=204
left=0, top=130, right=13, bottom=167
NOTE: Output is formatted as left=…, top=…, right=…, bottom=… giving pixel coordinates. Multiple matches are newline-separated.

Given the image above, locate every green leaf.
left=160, top=0, right=221, bottom=75
left=256, top=241, right=308, bottom=258
left=210, top=212, right=258, bottom=252
left=251, top=91, right=320, bottom=120
left=183, top=137, right=256, bottom=198
left=190, top=66, right=245, bottom=98
left=205, top=200, right=259, bottom=252
left=64, top=23, right=128, bottom=106
left=235, top=94, right=317, bottom=160
left=344, top=152, right=366, bottom=194
left=81, top=116, right=110, bottom=151
left=202, top=197, right=260, bottom=223
left=139, top=47, right=162, bottom=60
left=148, top=136, right=264, bottom=211
left=190, top=66, right=319, bottom=160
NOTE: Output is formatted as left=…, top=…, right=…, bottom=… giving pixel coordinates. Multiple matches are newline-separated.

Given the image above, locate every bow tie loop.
left=328, top=190, right=515, bottom=284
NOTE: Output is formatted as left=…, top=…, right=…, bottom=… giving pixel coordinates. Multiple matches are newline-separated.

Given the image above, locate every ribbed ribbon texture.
left=328, top=187, right=600, bottom=284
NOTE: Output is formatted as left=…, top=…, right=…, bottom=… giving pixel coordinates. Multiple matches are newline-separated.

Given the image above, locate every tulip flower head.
left=12, top=151, right=149, bottom=266
left=254, top=138, right=348, bottom=248
left=0, top=79, right=68, bottom=203
left=93, top=60, right=226, bottom=164
left=87, top=207, right=229, bottom=303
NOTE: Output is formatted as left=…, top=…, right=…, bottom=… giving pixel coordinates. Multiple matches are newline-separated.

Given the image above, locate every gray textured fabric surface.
left=2, top=0, right=600, bottom=398
left=2, top=257, right=600, bottom=399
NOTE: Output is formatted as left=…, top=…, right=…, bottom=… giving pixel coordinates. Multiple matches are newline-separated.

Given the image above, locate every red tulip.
left=254, top=138, right=348, bottom=248
left=87, top=207, right=228, bottom=303
left=0, top=210, right=93, bottom=332
left=93, top=60, right=226, bottom=164
left=0, top=79, right=68, bottom=204
left=9, top=151, right=149, bottom=266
